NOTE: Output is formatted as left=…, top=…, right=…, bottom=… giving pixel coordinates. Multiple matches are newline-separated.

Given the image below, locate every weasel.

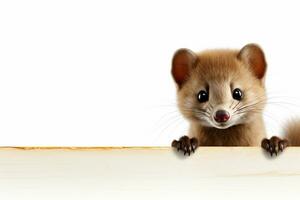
left=170, top=44, right=289, bottom=156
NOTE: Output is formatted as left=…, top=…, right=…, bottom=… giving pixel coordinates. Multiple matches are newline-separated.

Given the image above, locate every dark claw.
left=171, top=136, right=199, bottom=156
left=279, top=143, right=284, bottom=152
left=261, top=136, right=288, bottom=157
left=191, top=147, right=195, bottom=153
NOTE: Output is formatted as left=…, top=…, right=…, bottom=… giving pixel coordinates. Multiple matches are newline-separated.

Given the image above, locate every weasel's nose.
left=214, top=110, right=230, bottom=123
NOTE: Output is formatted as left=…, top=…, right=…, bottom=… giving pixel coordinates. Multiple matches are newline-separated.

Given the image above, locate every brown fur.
left=284, top=119, right=300, bottom=146
left=190, top=120, right=265, bottom=146
left=172, top=44, right=267, bottom=146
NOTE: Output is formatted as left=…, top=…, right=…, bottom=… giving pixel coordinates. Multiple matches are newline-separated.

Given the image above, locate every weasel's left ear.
left=237, top=44, right=267, bottom=79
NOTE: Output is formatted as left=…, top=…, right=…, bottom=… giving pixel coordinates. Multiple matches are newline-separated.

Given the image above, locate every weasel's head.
left=171, top=44, right=267, bottom=129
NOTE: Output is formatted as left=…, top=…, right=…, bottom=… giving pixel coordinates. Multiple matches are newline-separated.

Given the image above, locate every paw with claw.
left=261, top=136, right=288, bottom=156
left=172, top=136, right=198, bottom=156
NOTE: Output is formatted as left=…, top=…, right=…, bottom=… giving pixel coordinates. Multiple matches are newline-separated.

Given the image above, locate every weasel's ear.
left=171, top=48, right=197, bottom=88
left=237, top=44, right=267, bottom=79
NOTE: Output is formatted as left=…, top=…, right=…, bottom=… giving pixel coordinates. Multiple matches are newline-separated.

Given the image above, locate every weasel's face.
left=172, top=45, right=267, bottom=130
left=178, top=74, right=265, bottom=129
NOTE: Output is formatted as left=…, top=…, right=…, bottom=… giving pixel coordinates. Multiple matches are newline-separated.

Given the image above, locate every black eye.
left=197, top=90, right=209, bottom=103
left=232, top=88, right=243, bottom=100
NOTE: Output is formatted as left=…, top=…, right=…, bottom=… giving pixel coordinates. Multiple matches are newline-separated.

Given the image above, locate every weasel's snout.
left=214, top=110, right=230, bottom=123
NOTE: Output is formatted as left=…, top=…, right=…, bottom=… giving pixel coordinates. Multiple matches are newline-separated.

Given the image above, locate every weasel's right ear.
left=171, top=48, right=197, bottom=88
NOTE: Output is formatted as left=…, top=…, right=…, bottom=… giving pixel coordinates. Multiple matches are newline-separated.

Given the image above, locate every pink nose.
left=214, top=110, right=230, bottom=123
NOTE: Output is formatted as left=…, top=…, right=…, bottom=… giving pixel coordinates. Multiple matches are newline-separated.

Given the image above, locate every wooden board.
left=0, top=147, right=300, bottom=199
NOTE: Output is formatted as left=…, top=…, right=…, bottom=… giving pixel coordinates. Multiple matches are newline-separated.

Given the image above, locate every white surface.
left=1, top=1, right=300, bottom=145
left=0, top=147, right=300, bottom=200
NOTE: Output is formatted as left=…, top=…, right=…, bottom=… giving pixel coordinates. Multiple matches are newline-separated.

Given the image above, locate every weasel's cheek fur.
left=178, top=97, right=214, bottom=128
left=177, top=93, right=207, bottom=124
left=233, top=93, right=266, bottom=125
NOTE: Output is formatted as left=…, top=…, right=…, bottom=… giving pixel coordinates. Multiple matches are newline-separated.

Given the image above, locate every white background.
left=1, top=0, right=300, bottom=146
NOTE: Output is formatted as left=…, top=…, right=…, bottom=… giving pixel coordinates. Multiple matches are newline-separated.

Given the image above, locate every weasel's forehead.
left=194, top=51, right=246, bottom=81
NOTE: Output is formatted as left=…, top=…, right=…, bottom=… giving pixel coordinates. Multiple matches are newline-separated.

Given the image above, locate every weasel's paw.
left=261, top=136, right=288, bottom=156
left=171, top=136, right=198, bottom=156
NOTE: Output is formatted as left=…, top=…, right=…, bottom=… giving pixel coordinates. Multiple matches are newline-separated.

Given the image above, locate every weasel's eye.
left=197, top=90, right=209, bottom=103
left=232, top=88, right=243, bottom=100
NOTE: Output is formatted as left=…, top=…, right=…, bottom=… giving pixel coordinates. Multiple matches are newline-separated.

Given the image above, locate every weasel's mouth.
left=211, top=121, right=233, bottom=129
left=198, top=118, right=234, bottom=129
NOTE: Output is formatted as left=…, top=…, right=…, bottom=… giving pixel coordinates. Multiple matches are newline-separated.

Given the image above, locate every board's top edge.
left=0, top=146, right=282, bottom=151
left=0, top=146, right=171, bottom=150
